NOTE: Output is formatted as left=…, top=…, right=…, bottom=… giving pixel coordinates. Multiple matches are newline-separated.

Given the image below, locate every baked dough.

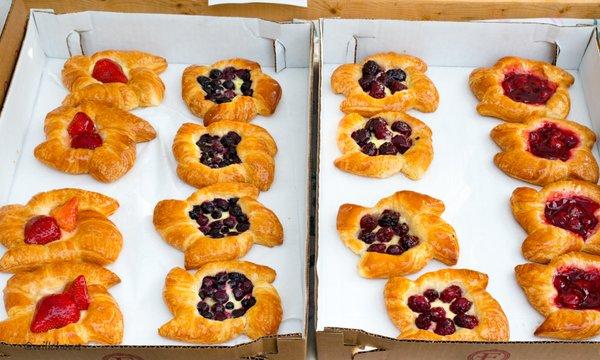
left=334, top=112, right=433, bottom=180
left=331, top=52, right=439, bottom=116
left=34, top=101, right=157, bottom=183
left=491, top=116, right=598, bottom=186
left=470, top=56, right=574, bottom=123
left=182, top=58, right=282, bottom=125
left=515, top=252, right=600, bottom=339
left=385, top=268, right=509, bottom=341
left=159, top=260, right=282, bottom=344
left=173, top=122, right=277, bottom=191
left=62, top=50, right=167, bottom=110
left=512, top=180, right=600, bottom=264
left=0, top=262, right=122, bottom=344
left=0, top=188, right=122, bottom=273
left=337, top=191, right=458, bottom=278
left=153, top=182, right=283, bottom=269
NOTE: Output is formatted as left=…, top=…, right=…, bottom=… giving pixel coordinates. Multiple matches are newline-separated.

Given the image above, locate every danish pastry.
left=470, top=56, right=574, bottom=123
left=153, top=182, right=283, bottom=269
left=515, top=252, right=600, bottom=339
left=173, top=122, right=277, bottom=191
left=34, top=101, right=157, bottom=183
left=0, top=262, right=122, bottom=344
left=331, top=52, right=439, bottom=116
left=334, top=112, right=433, bottom=180
left=491, top=116, right=598, bottom=186
left=159, top=261, right=282, bottom=344
left=182, top=59, right=282, bottom=125
left=0, top=188, right=122, bottom=273
left=62, top=50, right=167, bottom=110
left=385, top=268, right=509, bottom=341
left=337, top=191, right=459, bottom=278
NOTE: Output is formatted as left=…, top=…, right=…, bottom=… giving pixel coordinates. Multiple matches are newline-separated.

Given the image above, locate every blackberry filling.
left=197, top=271, right=256, bottom=321
left=358, top=210, right=419, bottom=255
left=528, top=123, right=579, bottom=162
left=197, top=67, right=253, bottom=104
left=197, top=132, right=242, bottom=169
left=359, top=60, right=407, bottom=99
left=553, top=267, right=600, bottom=310
left=545, top=196, right=599, bottom=239
left=189, top=197, right=250, bottom=238
left=502, top=72, right=557, bottom=105
left=351, top=117, right=414, bottom=157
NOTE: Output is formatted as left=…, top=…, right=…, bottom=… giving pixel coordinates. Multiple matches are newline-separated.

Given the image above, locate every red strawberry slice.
left=68, top=112, right=96, bottom=137
left=30, top=293, right=80, bottom=333
left=92, top=58, right=128, bottom=84
left=50, top=197, right=79, bottom=232
left=65, top=275, right=90, bottom=311
left=24, top=215, right=61, bottom=245
left=71, top=133, right=103, bottom=150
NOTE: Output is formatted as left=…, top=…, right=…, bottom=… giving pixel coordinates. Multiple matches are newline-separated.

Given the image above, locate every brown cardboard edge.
left=0, top=0, right=27, bottom=111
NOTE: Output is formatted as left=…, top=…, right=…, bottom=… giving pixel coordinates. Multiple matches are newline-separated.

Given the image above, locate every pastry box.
left=315, top=19, right=600, bottom=359
left=0, top=6, right=314, bottom=360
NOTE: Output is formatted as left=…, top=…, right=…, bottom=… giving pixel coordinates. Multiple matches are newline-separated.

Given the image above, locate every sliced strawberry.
left=30, top=293, right=80, bottom=333
left=71, top=133, right=103, bottom=150
left=65, top=275, right=90, bottom=310
left=24, top=215, right=61, bottom=245
left=50, top=197, right=79, bottom=232
left=67, top=112, right=96, bottom=137
left=92, top=58, right=128, bottom=84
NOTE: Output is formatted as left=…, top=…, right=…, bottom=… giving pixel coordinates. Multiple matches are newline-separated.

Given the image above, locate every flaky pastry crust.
left=331, top=52, right=439, bottom=116
left=62, top=50, right=167, bottom=110
left=337, top=191, right=459, bottom=278
left=469, top=56, right=574, bottom=123
left=0, top=262, right=122, bottom=344
left=491, top=116, right=598, bottom=186
left=0, top=188, right=122, bottom=273
left=158, top=261, right=282, bottom=344
left=182, top=58, right=282, bottom=125
left=385, top=268, right=509, bottom=341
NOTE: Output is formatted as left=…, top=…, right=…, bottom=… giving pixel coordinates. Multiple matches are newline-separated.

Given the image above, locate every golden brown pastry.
left=0, top=188, right=122, bottom=273
left=512, top=181, right=600, bottom=264
left=34, top=101, right=157, bottom=183
left=159, top=261, right=282, bottom=344
left=515, top=252, right=600, bottom=339
left=0, top=262, right=122, bottom=345
left=337, top=191, right=459, bottom=278
left=334, top=112, right=433, bottom=180
left=173, top=122, right=277, bottom=191
left=62, top=50, right=167, bottom=110
left=153, top=182, right=283, bottom=269
left=331, top=52, right=439, bottom=116
left=182, top=59, right=282, bottom=125
left=491, top=116, right=598, bottom=186
left=470, top=56, right=574, bottom=123
left=385, top=268, right=509, bottom=341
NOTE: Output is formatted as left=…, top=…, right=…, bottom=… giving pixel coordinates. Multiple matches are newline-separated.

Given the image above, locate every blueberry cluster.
left=197, top=67, right=253, bottom=104
left=197, top=271, right=257, bottom=321
left=351, top=117, right=413, bottom=157
left=197, top=132, right=242, bottom=169
left=359, top=60, right=407, bottom=99
left=358, top=210, right=420, bottom=255
left=188, top=197, right=250, bottom=238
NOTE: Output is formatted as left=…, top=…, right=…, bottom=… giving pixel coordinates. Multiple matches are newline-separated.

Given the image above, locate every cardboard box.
left=315, top=18, right=600, bottom=359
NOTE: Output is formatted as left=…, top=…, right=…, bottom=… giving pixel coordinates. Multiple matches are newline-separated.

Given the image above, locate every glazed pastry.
left=0, top=188, right=122, bottom=273
left=34, top=101, right=157, bottom=182
left=173, top=122, right=277, bottom=191
left=337, top=191, right=458, bottom=278
left=331, top=52, right=439, bottom=116
left=153, top=182, right=283, bottom=269
left=62, top=50, right=167, bottom=110
left=512, top=180, right=600, bottom=264
left=0, top=262, right=122, bottom=344
left=515, top=252, right=600, bottom=339
left=385, top=268, right=509, bottom=341
left=182, top=59, right=282, bottom=125
left=470, top=56, right=574, bottom=123
left=491, top=116, right=598, bottom=186
left=159, top=260, right=282, bottom=344
left=334, top=112, right=433, bottom=180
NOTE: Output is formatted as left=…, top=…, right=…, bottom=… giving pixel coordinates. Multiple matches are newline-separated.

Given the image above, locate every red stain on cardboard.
left=468, top=349, right=511, bottom=360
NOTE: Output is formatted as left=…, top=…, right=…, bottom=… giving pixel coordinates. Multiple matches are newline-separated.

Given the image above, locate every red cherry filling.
left=553, top=267, right=600, bottom=310
left=545, top=195, right=599, bottom=239
left=189, top=197, right=250, bottom=238
left=197, top=271, right=256, bottom=321
left=527, top=122, right=579, bottom=162
left=196, top=132, right=242, bottom=169
left=359, top=60, right=407, bottom=99
left=30, top=275, right=90, bottom=333
left=91, top=58, right=128, bottom=84
left=502, top=72, right=557, bottom=105
left=351, top=117, right=414, bottom=157
left=24, top=215, right=61, bottom=245
left=358, top=210, right=419, bottom=255
left=197, top=67, right=253, bottom=104
left=68, top=112, right=103, bottom=150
